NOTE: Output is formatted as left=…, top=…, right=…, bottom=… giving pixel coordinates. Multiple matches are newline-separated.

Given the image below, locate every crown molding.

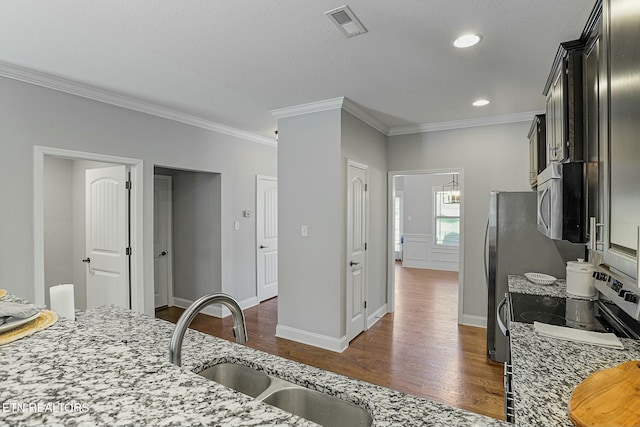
left=341, top=98, right=389, bottom=135
left=271, top=96, right=389, bottom=135
left=270, top=97, right=346, bottom=119
left=387, top=110, right=544, bottom=136
left=0, top=60, right=277, bottom=147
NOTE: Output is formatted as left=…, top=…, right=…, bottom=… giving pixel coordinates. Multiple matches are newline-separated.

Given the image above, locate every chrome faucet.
left=168, top=293, right=248, bottom=366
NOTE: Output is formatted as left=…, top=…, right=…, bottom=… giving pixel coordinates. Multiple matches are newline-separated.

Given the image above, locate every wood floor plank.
left=156, top=264, right=504, bottom=420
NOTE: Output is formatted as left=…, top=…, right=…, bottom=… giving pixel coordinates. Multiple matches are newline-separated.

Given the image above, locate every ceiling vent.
left=325, top=5, right=367, bottom=38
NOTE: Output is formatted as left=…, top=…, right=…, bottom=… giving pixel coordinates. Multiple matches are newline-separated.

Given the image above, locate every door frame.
left=346, top=159, right=369, bottom=340
left=34, top=146, right=144, bottom=312
left=386, top=168, right=464, bottom=323
left=154, top=174, right=174, bottom=308
left=256, top=174, right=278, bottom=302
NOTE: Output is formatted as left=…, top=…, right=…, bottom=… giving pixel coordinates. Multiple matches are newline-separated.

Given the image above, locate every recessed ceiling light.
left=473, top=99, right=490, bottom=107
left=454, top=34, right=481, bottom=48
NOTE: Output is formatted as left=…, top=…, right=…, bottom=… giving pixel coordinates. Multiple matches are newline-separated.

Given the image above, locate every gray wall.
left=43, top=157, right=74, bottom=306
left=0, top=76, right=276, bottom=314
left=277, top=108, right=387, bottom=343
left=402, top=174, right=452, bottom=235
left=387, top=121, right=531, bottom=322
left=341, top=110, right=388, bottom=321
left=171, top=170, right=222, bottom=300
left=278, top=109, right=343, bottom=338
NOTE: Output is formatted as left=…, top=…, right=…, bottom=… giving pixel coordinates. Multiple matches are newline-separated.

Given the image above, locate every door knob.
left=159, top=251, right=167, bottom=257
left=350, top=261, right=360, bottom=266
left=82, top=257, right=91, bottom=263
left=260, top=245, right=269, bottom=249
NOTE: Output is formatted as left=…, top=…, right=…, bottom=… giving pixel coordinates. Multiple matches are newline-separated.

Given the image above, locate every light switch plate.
left=234, top=221, right=240, bottom=230
left=301, top=225, right=308, bottom=237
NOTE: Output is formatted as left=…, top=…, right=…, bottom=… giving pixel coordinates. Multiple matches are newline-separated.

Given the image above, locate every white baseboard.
left=367, top=303, right=387, bottom=329
left=172, top=296, right=259, bottom=318
left=275, top=324, right=348, bottom=353
left=461, top=314, right=487, bottom=328
left=402, top=258, right=459, bottom=272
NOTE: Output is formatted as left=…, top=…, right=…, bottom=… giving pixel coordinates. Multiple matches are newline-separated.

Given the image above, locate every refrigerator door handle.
left=483, top=219, right=489, bottom=284
left=497, top=295, right=509, bottom=337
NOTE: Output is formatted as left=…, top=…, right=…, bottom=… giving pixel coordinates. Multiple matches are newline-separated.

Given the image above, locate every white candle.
left=50, top=283, right=75, bottom=320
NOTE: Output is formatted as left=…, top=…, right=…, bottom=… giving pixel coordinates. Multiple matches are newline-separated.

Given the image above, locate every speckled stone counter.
left=0, top=301, right=507, bottom=426
left=509, top=322, right=640, bottom=426
left=508, top=274, right=596, bottom=301
left=507, top=275, right=640, bottom=426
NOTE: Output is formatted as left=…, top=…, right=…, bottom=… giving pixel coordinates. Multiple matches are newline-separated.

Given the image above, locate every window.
left=434, top=189, right=460, bottom=246
left=394, top=193, right=403, bottom=258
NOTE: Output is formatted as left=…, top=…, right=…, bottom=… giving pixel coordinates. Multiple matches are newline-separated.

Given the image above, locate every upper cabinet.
left=528, top=114, right=546, bottom=189
left=582, top=8, right=604, bottom=245
left=543, top=41, right=584, bottom=165
left=601, top=0, right=640, bottom=279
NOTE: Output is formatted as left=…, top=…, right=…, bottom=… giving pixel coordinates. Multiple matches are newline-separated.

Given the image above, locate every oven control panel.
left=593, top=270, right=640, bottom=320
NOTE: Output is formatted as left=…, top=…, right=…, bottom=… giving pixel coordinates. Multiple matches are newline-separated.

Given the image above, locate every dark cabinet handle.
left=350, top=261, right=360, bottom=266
left=82, top=258, right=91, bottom=263
left=260, top=245, right=269, bottom=249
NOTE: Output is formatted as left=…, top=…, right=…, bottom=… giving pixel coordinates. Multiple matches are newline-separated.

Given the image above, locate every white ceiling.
left=0, top=1, right=595, bottom=139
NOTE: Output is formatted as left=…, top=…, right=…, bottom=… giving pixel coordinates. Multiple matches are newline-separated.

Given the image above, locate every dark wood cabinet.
left=582, top=8, right=604, bottom=244
left=543, top=41, right=584, bottom=164
left=528, top=114, right=546, bottom=189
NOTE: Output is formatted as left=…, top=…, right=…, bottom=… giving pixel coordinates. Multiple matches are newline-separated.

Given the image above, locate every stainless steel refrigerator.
left=485, top=191, right=585, bottom=362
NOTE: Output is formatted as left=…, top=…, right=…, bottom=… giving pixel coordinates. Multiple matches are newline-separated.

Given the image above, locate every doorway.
left=387, top=169, right=464, bottom=322
left=153, top=166, right=222, bottom=317
left=34, top=146, right=143, bottom=312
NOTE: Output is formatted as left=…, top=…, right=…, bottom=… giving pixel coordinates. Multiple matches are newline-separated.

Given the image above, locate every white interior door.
left=347, top=161, right=368, bottom=342
left=257, top=176, right=278, bottom=302
left=85, top=166, right=129, bottom=309
left=154, top=175, right=172, bottom=308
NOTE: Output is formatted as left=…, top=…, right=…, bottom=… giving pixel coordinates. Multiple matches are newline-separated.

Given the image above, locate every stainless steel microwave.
left=537, top=163, right=585, bottom=243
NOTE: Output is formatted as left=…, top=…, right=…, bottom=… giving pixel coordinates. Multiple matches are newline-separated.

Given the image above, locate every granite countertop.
left=508, top=274, right=596, bottom=301
left=0, top=299, right=507, bottom=426
left=509, top=322, right=640, bottom=426
left=507, top=275, right=640, bottom=426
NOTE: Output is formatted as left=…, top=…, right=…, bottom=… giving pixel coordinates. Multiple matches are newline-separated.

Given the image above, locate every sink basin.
left=198, top=362, right=373, bottom=426
left=198, top=363, right=271, bottom=398
left=262, top=387, right=373, bottom=427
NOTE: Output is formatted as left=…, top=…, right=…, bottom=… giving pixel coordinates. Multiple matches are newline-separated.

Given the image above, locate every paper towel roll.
left=50, top=284, right=75, bottom=320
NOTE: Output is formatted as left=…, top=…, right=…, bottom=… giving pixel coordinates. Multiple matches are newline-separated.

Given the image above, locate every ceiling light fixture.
left=325, top=5, right=367, bottom=38
left=472, top=99, right=490, bottom=107
left=454, top=34, right=481, bottom=48
left=443, top=174, right=461, bottom=204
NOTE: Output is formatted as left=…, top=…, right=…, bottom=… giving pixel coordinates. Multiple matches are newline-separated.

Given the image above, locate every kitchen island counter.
left=0, top=301, right=506, bottom=426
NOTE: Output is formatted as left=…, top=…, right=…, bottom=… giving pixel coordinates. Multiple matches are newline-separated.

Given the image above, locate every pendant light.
left=442, top=174, right=461, bottom=204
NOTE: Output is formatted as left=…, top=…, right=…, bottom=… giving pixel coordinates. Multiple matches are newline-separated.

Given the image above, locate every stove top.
left=509, top=292, right=621, bottom=335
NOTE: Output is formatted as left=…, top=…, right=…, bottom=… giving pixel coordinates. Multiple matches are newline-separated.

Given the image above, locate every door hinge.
left=365, top=242, right=368, bottom=250
left=126, top=180, right=132, bottom=190
left=364, top=184, right=368, bottom=191
left=364, top=301, right=367, bottom=309
left=126, top=247, right=132, bottom=256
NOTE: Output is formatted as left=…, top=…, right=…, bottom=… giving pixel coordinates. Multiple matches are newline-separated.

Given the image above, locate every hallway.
left=156, top=265, right=504, bottom=419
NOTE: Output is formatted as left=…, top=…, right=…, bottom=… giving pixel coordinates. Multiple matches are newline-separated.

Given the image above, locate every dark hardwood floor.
left=156, top=263, right=504, bottom=420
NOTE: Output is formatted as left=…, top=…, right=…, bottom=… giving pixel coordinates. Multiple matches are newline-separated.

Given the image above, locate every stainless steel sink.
left=261, top=387, right=373, bottom=427
left=198, top=362, right=373, bottom=427
left=198, top=363, right=271, bottom=398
